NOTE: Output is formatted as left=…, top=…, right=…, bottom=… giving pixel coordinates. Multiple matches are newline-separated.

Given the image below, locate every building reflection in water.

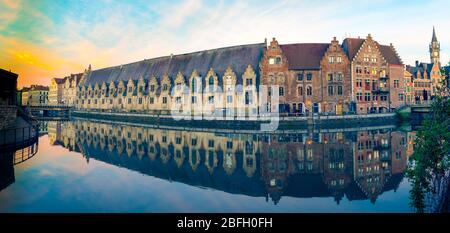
left=48, top=120, right=412, bottom=205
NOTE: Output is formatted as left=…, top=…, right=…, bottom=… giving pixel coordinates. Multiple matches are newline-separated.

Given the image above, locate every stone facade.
left=49, top=78, right=65, bottom=105
left=0, top=106, right=17, bottom=130
left=58, top=35, right=406, bottom=116
left=20, top=85, right=49, bottom=106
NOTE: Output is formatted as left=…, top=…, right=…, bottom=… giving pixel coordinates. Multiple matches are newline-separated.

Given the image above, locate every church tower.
left=429, top=26, right=440, bottom=66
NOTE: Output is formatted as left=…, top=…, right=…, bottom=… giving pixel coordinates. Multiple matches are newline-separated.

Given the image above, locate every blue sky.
left=1, top=0, right=449, bottom=87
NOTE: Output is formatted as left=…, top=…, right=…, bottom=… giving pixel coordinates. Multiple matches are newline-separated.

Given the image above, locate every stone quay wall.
left=0, top=106, right=17, bottom=130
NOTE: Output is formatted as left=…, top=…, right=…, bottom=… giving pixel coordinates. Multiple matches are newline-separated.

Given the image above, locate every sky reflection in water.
left=0, top=120, right=414, bottom=212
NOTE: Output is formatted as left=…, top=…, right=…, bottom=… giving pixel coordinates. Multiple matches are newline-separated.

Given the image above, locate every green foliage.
left=407, top=79, right=450, bottom=212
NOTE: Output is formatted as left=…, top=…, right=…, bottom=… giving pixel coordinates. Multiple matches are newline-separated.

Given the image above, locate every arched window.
left=298, top=85, right=303, bottom=95
left=191, top=78, right=197, bottom=93
left=306, top=86, right=312, bottom=96
left=208, top=76, right=214, bottom=85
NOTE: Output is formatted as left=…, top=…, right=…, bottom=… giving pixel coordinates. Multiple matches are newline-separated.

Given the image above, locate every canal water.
left=0, top=119, right=415, bottom=212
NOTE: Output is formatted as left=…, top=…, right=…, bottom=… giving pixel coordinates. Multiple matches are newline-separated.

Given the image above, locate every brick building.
left=57, top=34, right=405, bottom=116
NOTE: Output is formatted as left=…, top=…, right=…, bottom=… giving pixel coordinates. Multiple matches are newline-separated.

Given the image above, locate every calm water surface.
left=0, top=119, right=415, bottom=212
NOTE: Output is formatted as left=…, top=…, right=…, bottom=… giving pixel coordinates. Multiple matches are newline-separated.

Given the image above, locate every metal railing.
left=0, top=123, right=39, bottom=150
left=13, top=141, right=39, bottom=165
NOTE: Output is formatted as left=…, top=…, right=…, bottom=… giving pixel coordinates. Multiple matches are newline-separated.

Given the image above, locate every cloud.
left=2, top=0, right=450, bottom=88
left=0, top=0, right=21, bottom=30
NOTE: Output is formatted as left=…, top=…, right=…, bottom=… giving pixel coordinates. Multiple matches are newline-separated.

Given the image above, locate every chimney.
left=415, top=60, right=419, bottom=67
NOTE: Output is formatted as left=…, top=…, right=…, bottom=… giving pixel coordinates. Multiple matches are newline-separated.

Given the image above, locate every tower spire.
left=432, top=26, right=438, bottom=42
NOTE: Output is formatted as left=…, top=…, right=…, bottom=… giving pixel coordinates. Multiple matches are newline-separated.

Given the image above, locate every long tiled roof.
left=377, top=44, right=403, bottom=65
left=280, top=43, right=330, bottom=70
left=83, top=43, right=265, bottom=86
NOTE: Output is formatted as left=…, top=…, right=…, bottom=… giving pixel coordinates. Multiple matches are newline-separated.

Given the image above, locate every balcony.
left=372, top=88, right=389, bottom=94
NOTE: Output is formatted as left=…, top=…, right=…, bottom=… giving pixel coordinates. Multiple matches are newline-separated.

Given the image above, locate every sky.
left=1, top=0, right=449, bottom=88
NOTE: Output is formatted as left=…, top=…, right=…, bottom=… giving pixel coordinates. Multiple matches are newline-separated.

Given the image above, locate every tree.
left=407, top=78, right=450, bottom=212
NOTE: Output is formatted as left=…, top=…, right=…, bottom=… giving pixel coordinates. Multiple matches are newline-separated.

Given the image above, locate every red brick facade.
left=260, top=35, right=403, bottom=115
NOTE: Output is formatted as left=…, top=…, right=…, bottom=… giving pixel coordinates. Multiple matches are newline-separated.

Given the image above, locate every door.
left=336, top=103, right=343, bottom=115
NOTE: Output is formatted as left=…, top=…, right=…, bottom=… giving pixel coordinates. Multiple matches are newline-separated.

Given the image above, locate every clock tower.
left=429, top=26, right=440, bottom=66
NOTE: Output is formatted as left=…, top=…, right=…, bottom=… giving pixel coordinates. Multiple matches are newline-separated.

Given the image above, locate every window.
left=398, top=93, right=404, bottom=101
left=269, top=58, right=275, bottom=65
left=337, top=86, right=343, bottom=95
left=297, top=73, right=303, bottom=81
left=336, top=56, right=342, bottom=63
left=110, top=99, right=113, bottom=104
left=139, top=86, right=143, bottom=93
left=371, top=68, right=377, bottom=75
left=208, top=96, right=214, bottom=103
left=226, top=141, right=233, bottom=149
left=394, top=80, right=399, bottom=88
left=102, top=99, right=105, bottom=104
left=208, top=76, right=214, bottom=86
left=128, top=87, right=132, bottom=92
left=307, top=73, right=312, bottom=81
left=245, top=91, right=251, bottom=104
left=365, top=79, right=371, bottom=90
left=356, top=92, right=363, bottom=101
left=246, top=79, right=253, bottom=86
left=380, top=95, right=388, bottom=101
left=364, top=55, right=370, bottom=62
left=94, top=99, right=97, bottom=104
left=328, top=56, right=334, bottom=63
left=356, top=79, right=362, bottom=87
left=275, top=57, right=282, bottom=64
left=191, top=79, right=197, bottom=93
left=162, top=97, right=167, bottom=104
left=150, top=85, right=155, bottom=92
left=306, top=86, right=312, bottom=96
left=356, top=66, right=362, bottom=74
left=227, top=95, right=233, bottom=103
left=118, top=99, right=122, bottom=104
left=208, top=140, right=214, bottom=148
left=149, top=97, right=154, bottom=104
left=298, top=86, right=303, bottom=95
left=191, top=96, right=197, bottom=103
left=163, top=84, right=168, bottom=91
left=364, top=93, right=371, bottom=101
left=279, top=87, right=284, bottom=96
left=138, top=98, right=143, bottom=104
left=176, top=96, right=181, bottom=103
left=328, top=86, right=334, bottom=95
left=327, top=73, right=333, bottom=82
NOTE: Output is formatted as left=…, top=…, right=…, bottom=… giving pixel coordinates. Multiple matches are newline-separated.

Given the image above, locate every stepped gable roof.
left=280, top=43, right=330, bottom=70
left=343, top=37, right=403, bottom=65
left=83, top=43, right=265, bottom=86
left=342, top=38, right=365, bottom=60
